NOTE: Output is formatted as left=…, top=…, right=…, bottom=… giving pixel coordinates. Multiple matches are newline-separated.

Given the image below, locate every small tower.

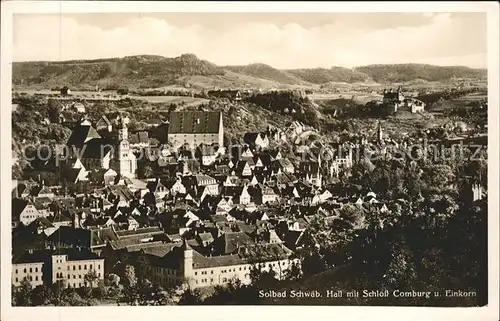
left=182, top=160, right=190, bottom=175
left=73, top=212, right=80, bottom=228
left=182, top=240, right=194, bottom=282
left=116, top=116, right=133, bottom=178
left=377, top=121, right=383, bottom=142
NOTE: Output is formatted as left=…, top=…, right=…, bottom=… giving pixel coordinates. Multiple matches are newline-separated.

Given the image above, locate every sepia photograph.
left=1, top=2, right=499, bottom=321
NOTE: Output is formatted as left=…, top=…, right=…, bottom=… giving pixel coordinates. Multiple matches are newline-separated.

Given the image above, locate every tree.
left=31, top=284, right=52, bottom=306
left=177, top=287, right=203, bottom=305
left=14, top=278, right=33, bottom=306
left=105, top=273, right=121, bottom=287
left=149, top=284, right=171, bottom=305
left=84, top=269, right=99, bottom=288
left=123, top=265, right=137, bottom=287
left=94, top=280, right=107, bottom=300
left=50, top=279, right=67, bottom=305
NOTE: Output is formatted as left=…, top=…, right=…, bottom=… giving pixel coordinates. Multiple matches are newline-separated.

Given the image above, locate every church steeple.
left=377, top=121, right=383, bottom=142
left=116, top=115, right=133, bottom=178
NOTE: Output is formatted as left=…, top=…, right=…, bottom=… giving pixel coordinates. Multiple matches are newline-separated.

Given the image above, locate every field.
left=131, top=95, right=209, bottom=106
left=12, top=88, right=209, bottom=107
left=309, top=92, right=382, bottom=105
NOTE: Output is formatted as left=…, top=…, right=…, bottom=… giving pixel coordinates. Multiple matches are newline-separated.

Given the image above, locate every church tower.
left=377, top=121, right=383, bottom=142
left=116, top=116, right=134, bottom=178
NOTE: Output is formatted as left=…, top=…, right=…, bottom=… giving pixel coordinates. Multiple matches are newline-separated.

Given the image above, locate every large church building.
left=63, top=115, right=137, bottom=181
left=167, top=111, right=223, bottom=150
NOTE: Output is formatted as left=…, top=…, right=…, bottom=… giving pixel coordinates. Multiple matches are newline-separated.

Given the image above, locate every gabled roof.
left=66, top=123, right=101, bottom=148
left=12, top=198, right=32, bottom=220
left=215, top=231, right=254, bottom=255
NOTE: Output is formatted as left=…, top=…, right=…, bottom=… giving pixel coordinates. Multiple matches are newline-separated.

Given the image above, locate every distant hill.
left=354, top=64, right=487, bottom=83
left=12, top=54, right=225, bottom=89
left=12, top=54, right=487, bottom=90
left=224, top=63, right=305, bottom=85
left=286, top=67, right=372, bottom=84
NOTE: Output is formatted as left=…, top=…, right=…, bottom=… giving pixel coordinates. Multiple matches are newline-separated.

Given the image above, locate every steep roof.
left=67, top=123, right=102, bottom=147
left=168, top=111, right=221, bottom=134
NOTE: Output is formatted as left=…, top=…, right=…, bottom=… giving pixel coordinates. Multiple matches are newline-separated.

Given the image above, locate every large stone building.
left=12, top=248, right=105, bottom=288
left=167, top=111, right=223, bottom=150
left=382, top=87, right=405, bottom=112
left=105, top=238, right=298, bottom=290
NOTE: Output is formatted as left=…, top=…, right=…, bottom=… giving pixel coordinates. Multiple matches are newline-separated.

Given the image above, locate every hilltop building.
left=167, top=111, right=223, bottom=150
left=382, top=87, right=405, bottom=112
left=403, top=98, right=426, bottom=113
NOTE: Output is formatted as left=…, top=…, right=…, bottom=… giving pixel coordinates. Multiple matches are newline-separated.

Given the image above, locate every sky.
left=12, top=12, right=487, bottom=69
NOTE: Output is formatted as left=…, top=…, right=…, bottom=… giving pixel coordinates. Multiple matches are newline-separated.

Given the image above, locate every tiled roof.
left=66, top=123, right=101, bottom=148
left=191, top=243, right=292, bottom=269
left=168, top=111, right=221, bottom=134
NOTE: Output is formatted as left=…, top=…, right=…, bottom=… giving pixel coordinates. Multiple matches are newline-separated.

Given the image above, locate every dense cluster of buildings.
left=12, top=108, right=379, bottom=291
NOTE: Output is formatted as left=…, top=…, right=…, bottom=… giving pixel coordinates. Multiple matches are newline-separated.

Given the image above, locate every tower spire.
left=377, top=121, right=383, bottom=142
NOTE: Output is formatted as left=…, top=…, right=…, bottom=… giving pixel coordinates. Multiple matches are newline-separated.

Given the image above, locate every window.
left=97, top=264, right=100, bottom=269
left=68, top=274, right=70, bottom=279
left=15, top=269, right=18, bottom=274
left=194, top=272, right=197, bottom=276
left=84, top=265, right=87, bottom=270
left=35, top=267, right=38, bottom=272
left=15, top=278, right=18, bottom=282
left=211, top=270, right=213, bottom=274
left=24, top=268, right=26, bottom=273
left=68, top=266, right=70, bottom=271
left=79, top=283, right=81, bottom=287
left=35, top=276, right=38, bottom=281
left=79, top=265, right=81, bottom=270
left=79, top=275, right=82, bottom=279
left=73, top=275, right=76, bottom=279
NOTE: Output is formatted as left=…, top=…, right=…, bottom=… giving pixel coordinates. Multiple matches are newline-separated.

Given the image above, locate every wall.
left=12, top=262, right=44, bottom=287
left=20, top=205, right=42, bottom=226
left=169, top=134, right=220, bottom=150
left=186, top=258, right=299, bottom=289
left=52, top=255, right=105, bottom=288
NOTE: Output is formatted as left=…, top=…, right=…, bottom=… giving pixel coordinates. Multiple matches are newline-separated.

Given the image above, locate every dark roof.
left=97, top=115, right=112, bottom=127
left=12, top=198, right=30, bottom=220
left=13, top=248, right=102, bottom=264
left=191, top=243, right=292, bottom=269
left=81, top=139, right=113, bottom=159
left=168, top=111, right=221, bottom=134
left=13, top=249, right=51, bottom=264
left=243, top=133, right=260, bottom=144
left=48, top=213, right=71, bottom=223
left=215, top=231, right=254, bottom=255
left=66, top=123, right=101, bottom=148
left=61, top=167, right=82, bottom=183
left=129, top=131, right=149, bottom=144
